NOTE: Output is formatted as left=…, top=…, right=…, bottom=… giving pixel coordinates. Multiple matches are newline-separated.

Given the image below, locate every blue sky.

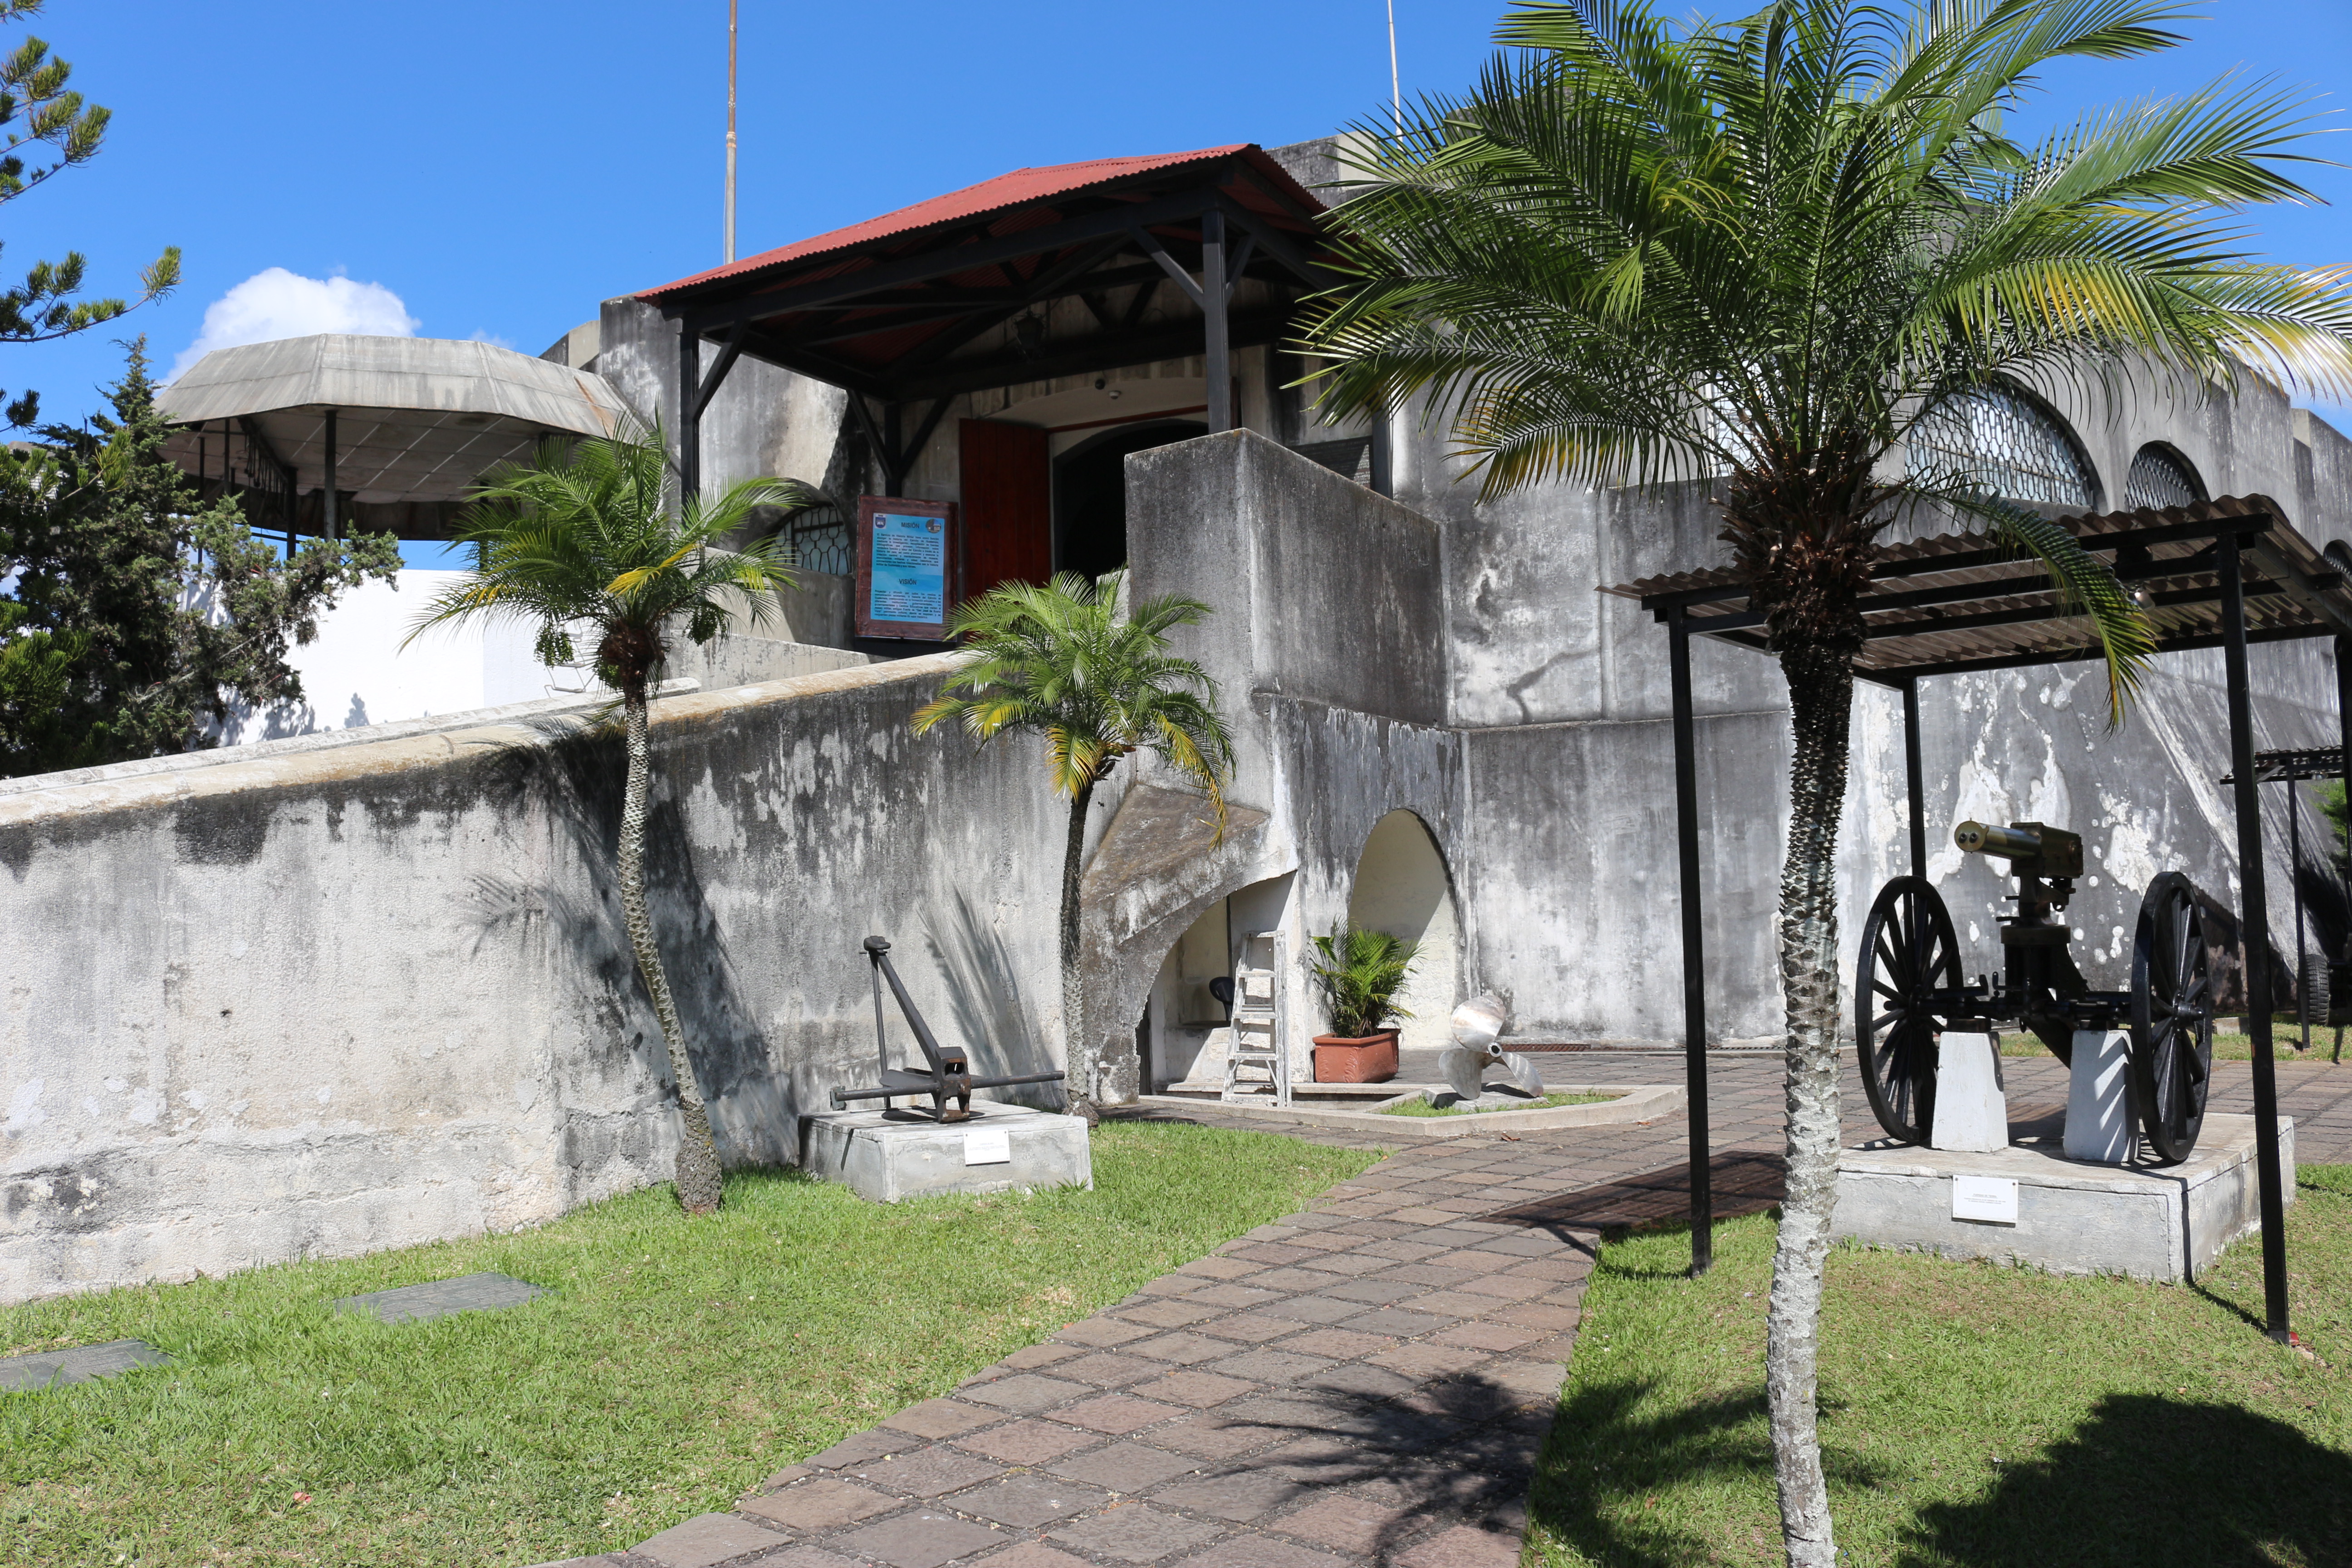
left=8, top=0, right=2348, bottom=444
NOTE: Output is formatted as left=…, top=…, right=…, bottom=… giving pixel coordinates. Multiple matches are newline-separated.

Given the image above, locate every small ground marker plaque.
left=0, top=1338, right=172, bottom=1393
left=333, top=1271, right=549, bottom=1326
left=1952, top=1174, right=2020, bottom=1225
left=964, top=1127, right=1012, bottom=1166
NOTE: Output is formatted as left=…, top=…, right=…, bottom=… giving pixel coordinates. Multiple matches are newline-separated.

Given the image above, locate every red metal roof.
left=638, top=144, right=1318, bottom=302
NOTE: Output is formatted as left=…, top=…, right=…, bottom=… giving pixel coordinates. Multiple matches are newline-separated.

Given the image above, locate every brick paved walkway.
left=535, top=1051, right=2352, bottom=1568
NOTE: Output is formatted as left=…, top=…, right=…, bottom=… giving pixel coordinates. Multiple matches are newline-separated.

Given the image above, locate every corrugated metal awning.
left=1600, top=494, right=2352, bottom=680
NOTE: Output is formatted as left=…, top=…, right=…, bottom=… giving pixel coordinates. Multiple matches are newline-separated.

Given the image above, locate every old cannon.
left=828, top=936, right=1068, bottom=1123
left=1855, top=821, right=2215, bottom=1162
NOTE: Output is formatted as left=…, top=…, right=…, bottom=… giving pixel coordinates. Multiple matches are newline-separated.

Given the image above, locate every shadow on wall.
left=474, top=719, right=795, bottom=1169
left=922, top=886, right=1067, bottom=1112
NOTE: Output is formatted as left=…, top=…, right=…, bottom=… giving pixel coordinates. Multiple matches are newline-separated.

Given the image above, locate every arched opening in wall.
left=1134, top=874, right=1294, bottom=1093
left=1907, top=382, right=2102, bottom=510
left=2124, top=442, right=2208, bottom=510
left=1345, top=811, right=1461, bottom=1053
left=1053, top=419, right=1206, bottom=580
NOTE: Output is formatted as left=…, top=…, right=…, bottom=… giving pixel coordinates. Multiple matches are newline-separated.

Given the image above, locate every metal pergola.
left=1605, top=493, right=2352, bottom=1343
left=632, top=144, right=1338, bottom=503
left=2220, top=745, right=2352, bottom=1055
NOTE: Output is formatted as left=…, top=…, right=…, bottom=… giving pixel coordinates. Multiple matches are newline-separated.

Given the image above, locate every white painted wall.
left=1345, top=810, right=1462, bottom=1052
left=214, top=571, right=567, bottom=745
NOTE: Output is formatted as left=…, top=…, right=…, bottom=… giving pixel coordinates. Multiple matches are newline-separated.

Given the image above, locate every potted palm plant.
left=1304, top=926, right=1416, bottom=1082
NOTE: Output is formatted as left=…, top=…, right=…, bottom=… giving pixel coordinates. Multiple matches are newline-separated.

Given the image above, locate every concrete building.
left=4, top=137, right=2348, bottom=1303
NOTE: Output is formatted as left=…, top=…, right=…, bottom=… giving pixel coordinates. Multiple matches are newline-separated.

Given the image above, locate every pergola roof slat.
left=1603, top=495, right=2349, bottom=678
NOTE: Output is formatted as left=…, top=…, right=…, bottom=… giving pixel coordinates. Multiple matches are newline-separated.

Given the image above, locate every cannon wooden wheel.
left=2130, top=870, right=2215, bottom=1163
left=1855, top=876, right=1962, bottom=1145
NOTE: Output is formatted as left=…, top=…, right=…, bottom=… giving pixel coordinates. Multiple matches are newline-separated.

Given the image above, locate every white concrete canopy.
left=154, top=334, right=629, bottom=505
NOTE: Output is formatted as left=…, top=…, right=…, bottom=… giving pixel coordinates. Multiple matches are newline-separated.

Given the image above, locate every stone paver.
left=0, top=1338, right=172, bottom=1392
left=525, top=1049, right=2350, bottom=1568
left=333, top=1270, right=548, bottom=1325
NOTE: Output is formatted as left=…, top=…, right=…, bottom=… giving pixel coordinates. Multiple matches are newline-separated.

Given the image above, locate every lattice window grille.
left=2123, top=445, right=2205, bottom=511
left=784, top=510, right=852, bottom=578
left=1909, top=386, right=2098, bottom=508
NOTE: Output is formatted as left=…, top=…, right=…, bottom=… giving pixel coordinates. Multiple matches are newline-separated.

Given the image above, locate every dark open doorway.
left=1053, top=419, right=1205, bottom=579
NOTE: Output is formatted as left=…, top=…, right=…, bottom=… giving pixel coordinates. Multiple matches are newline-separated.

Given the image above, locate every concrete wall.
left=0, top=657, right=1083, bottom=1303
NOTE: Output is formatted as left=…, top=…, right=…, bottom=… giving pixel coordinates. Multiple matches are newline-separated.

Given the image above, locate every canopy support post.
left=322, top=408, right=338, bottom=544
left=1669, top=603, right=1712, bottom=1275
left=677, top=325, right=701, bottom=507
left=1903, top=676, right=1926, bottom=878
left=1202, top=208, right=1230, bottom=433
left=2220, top=524, right=2292, bottom=1342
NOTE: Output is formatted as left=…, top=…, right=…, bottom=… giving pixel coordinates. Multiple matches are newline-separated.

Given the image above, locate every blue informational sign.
left=869, top=511, right=947, bottom=625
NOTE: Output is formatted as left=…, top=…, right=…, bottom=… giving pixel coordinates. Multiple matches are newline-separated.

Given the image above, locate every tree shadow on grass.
left=1525, top=1372, right=1808, bottom=1568
left=1899, top=1395, right=2352, bottom=1568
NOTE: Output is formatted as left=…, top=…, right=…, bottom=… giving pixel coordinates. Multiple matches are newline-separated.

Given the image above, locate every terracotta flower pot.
left=1313, top=1030, right=1399, bottom=1083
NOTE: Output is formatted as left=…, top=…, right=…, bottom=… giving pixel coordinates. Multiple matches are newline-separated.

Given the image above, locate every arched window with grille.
left=2123, top=442, right=2207, bottom=510
left=1907, top=384, right=2102, bottom=510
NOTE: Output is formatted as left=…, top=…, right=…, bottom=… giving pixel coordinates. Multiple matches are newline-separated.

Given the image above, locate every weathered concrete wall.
left=1, top=656, right=1087, bottom=1303
left=1390, top=362, right=2352, bottom=1039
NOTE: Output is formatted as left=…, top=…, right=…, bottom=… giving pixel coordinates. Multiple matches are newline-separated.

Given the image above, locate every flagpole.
left=1387, top=0, right=1401, bottom=134
left=724, top=0, right=739, bottom=263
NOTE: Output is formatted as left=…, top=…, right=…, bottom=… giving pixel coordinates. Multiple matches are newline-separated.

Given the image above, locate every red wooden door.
left=960, top=418, right=1052, bottom=597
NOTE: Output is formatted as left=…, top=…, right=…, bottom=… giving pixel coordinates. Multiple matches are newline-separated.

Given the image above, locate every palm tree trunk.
left=619, top=678, right=724, bottom=1215
left=1061, top=780, right=1098, bottom=1121
left=1768, top=642, right=1851, bottom=1568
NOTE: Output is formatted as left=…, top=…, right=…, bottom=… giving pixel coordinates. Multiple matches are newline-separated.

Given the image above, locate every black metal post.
left=884, top=401, right=906, bottom=495
left=1669, top=605, right=1713, bottom=1275
left=1201, top=209, right=1230, bottom=433
left=1903, top=676, right=1927, bottom=878
left=2339, top=633, right=2351, bottom=1063
left=677, top=325, right=700, bottom=507
left=1369, top=412, right=1394, bottom=498
left=2220, top=526, right=2292, bottom=1342
left=321, top=408, right=338, bottom=544
left=2293, top=783, right=2308, bottom=1052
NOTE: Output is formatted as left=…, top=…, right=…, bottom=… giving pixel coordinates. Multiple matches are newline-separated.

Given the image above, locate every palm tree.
left=410, top=424, right=815, bottom=1215
left=1298, top=2, right=2352, bottom=1560
left=914, top=570, right=1235, bottom=1116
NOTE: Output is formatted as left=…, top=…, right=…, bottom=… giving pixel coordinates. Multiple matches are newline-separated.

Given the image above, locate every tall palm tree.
left=914, top=570, right=1235, bottom=1117
left=411, top=424, right=814, bottom=1215
left=1298, top=2, right=2352, bottom=1560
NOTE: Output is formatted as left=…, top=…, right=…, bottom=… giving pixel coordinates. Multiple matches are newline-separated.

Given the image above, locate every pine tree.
left=0, top=338, right=399, bottom=775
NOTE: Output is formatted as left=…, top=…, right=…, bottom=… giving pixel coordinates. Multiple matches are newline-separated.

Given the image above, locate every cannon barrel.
left=1953, top=820, right=2044, bottom=860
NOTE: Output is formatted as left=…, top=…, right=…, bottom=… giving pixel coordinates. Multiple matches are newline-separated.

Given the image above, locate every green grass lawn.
left=1525, top=1166, right=2352, bottom=1568
left=0, top=1121, right=1377, bottom=1568
left=1379, top=1091, right=1620, bottom=1117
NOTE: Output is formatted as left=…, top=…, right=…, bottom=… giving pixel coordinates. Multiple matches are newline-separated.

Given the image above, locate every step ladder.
left=1221, top=931, right=1292, bottom=1106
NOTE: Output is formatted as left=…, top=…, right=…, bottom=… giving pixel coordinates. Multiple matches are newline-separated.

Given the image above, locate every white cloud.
left=468, top=328, right=517, bottom=351
left=169, top=267, right=420, bottom=380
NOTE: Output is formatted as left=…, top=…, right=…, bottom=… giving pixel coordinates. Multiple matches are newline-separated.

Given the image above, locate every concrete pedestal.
left=1931, top=1031, right=2006, bottom=1152
left=2064, top=1028, right=2133, bottom=1164
left=801, top=1100, right=1093, bottom=1204
left=1835, top=1112, right=2293, bottom=1282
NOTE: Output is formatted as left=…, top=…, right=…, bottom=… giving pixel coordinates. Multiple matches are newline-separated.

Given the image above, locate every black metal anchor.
left=828, top=935, right=1067, bottom=1122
